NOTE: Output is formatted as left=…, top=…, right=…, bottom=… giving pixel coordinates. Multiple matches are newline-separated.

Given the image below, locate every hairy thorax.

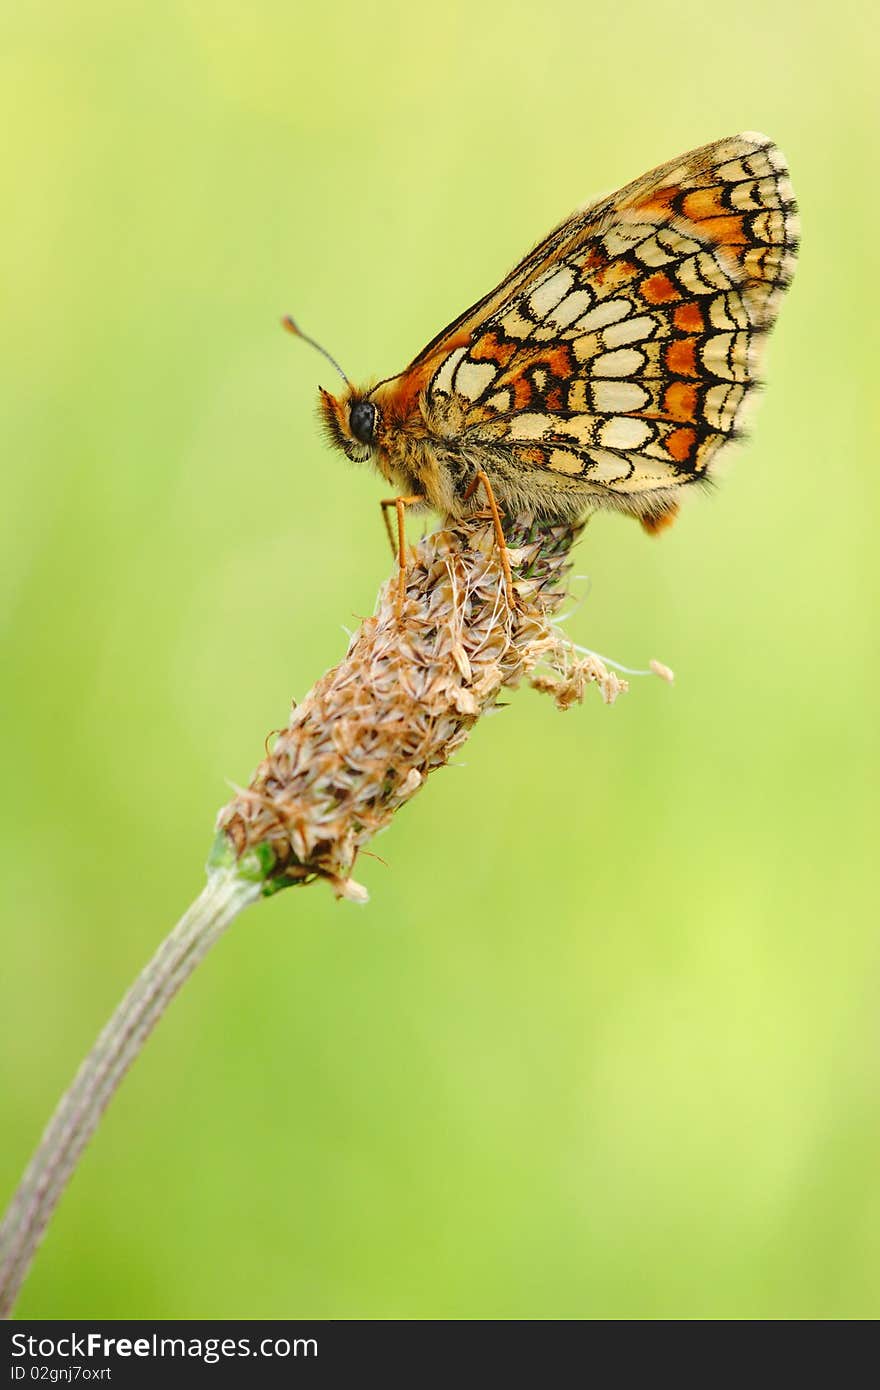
left=376, top=389, right=602, bottom=523
left=374, top=392, right=466, bottom=515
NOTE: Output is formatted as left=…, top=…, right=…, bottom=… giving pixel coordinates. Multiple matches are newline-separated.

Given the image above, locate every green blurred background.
left=1, top=0, right=877, bottom=1320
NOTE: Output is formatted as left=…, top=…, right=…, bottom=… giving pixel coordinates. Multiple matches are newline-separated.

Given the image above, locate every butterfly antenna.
left=281, top=314, right=353, bottom=390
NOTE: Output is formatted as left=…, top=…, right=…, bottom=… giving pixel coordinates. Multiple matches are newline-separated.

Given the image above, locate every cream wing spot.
left=593, top=348, right=645, bottom=378
left=729, top=180, right=762, bottom=211
left=509, top=413, right=552, bottom=441
left=600, top=417, right=653, bottom=450
left=603, top=315, right=656, bottom=348
left=602, top=223, right=655, bottom=256
left=634, top=235, right=675, bottom=268
left=574, top=298, right=631, bottom=332
left=701, top=331, right=750, bottom=381
left=696, top=252, right=734, bottom=290
left=700, top=332, right=734, bottom=364
left=742, top=155, right=772, bottom=180
left=705, top=382, right=745, bottom=429
left=657, top=228, right=702, bottom=257
left=528, top=266, right=575, bottom=318
left=572, top=331, right=601, bottom=364
left=731, top=331, right=753, bottom=375
left=709, top=291, right=749, bottom=330
left=454, top=358, right=497, bottom=400
left=614, top=461, right=677, bottom=492
left=548, top=288, right=593, bottom=328
left=638, top=341, right=667, bottom=376
left=752, top=211, right=779, bottom=244
left=677, top=255, right=721, bottom=296
left=548, top=448, right=585, bottom=475
left=557, top=415, right=599, bottom=445
left=717, top=157, right=751, bottom=183
left=498, top=305, right=535, bottom=339
left=583, top=450, right=633, bottom=484
left=432, top=345, right=468, bottom=396
left=591, top=379, right=650, bottom=413
left=755, top=176, right=780, bottom=207
left=744, top=245, right=791, bottom=284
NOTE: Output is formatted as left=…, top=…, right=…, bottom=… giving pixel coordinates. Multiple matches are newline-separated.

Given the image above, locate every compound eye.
left=349, top=400, right=377, bottom=445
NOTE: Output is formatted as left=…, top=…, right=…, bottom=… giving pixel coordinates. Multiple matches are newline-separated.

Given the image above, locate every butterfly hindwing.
left=421, top=133, right=798, bottom=507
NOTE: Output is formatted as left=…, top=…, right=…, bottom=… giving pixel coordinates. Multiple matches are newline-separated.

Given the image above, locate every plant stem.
left=0, top=515, right=609, bottom=1317
left=0, top=868, right=260, bottom=1319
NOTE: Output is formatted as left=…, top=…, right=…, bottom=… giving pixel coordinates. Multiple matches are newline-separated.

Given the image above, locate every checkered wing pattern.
left=419, top=133, right=798, bottom=504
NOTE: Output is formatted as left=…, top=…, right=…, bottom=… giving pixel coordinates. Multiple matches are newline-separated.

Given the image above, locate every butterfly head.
left=318, top=387, right=379, bottom=464
left=282, top=315, right=381, bottom=465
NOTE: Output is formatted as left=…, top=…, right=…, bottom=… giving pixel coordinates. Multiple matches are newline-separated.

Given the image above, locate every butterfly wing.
left=409, top=133, right=798, bottom=519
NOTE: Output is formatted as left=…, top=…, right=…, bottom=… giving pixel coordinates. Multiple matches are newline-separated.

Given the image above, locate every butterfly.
left=288, top=132, right=798, bottom=602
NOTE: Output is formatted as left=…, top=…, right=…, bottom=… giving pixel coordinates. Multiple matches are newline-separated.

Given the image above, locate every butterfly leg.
left=462, top=470, right=517, bottom=611
left=379, top=495, right=425, bottom=620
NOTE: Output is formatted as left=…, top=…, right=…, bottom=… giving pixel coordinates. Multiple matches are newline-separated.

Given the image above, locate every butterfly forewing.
left=420, top=133, right=798, bottom=507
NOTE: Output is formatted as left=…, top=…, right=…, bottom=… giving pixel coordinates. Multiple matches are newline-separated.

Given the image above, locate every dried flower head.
left=215, top=515, right=636, bottom=901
